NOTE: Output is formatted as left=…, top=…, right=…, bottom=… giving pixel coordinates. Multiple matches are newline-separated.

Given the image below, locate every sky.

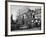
left=10, top=5, right=41, bottom=20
